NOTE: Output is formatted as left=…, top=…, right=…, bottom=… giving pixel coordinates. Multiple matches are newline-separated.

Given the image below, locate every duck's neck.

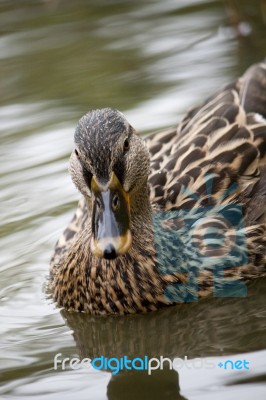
left=52, top=182, right=168, bottom=314
left=130, top=184, right=153, bottom=234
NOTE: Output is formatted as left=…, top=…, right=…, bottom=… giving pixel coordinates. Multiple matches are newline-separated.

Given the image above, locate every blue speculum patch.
left=153, top=174, right=248, bottom=302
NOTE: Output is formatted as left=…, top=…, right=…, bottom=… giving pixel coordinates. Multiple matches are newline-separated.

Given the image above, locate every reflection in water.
left=107, top=369, right=187, bottom=400
left=62, top=279, right=266, bottom=359
left=61, top=278, right=266, bottom=399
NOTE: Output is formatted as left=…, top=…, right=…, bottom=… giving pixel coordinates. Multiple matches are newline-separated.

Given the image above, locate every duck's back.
left=147, top=61, right=266, bottom=226
left=144, top=62, right=266, bottom=288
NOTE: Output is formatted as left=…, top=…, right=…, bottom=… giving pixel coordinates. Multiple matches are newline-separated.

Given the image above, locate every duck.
left=50, top=61, right=266, bottom=315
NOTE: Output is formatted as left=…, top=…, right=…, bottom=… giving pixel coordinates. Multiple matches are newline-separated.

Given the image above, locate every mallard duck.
left=50, top=61, right=266, bottom=315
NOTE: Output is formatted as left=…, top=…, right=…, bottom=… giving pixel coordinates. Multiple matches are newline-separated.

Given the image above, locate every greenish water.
left=1, top=1, right=266, bottom=399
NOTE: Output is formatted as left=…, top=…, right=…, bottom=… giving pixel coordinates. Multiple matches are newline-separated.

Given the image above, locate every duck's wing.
left=178, top=61, right=266, bottom=135
left=148, top=61, right=266, bottom=219
left=148, top=62, right=266, bottom=286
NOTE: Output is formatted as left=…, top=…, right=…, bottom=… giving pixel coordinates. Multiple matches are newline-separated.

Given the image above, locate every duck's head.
left=69, top=108, right=150, bottom=260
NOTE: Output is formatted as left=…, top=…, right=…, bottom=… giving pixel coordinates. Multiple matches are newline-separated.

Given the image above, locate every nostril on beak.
left=103, top=244, right=117, bottom=260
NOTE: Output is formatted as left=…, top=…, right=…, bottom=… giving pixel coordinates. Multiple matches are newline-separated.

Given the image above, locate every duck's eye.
left=112, top=193, right=120, bottom=211
left=123, top=138, right=130, bottom=152
left=75, top=149, right=80, bottom=158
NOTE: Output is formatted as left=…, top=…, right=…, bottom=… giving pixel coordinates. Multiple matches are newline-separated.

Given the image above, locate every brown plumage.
left=50, top=61, right=266, bottom=315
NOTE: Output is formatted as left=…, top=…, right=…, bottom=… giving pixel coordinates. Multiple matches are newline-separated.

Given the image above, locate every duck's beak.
left=90, top=172, right=132, bottom=259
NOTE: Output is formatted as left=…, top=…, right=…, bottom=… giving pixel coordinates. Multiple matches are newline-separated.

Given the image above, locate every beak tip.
left=103, top=244, right=117, bottom=260
left=90, top=231, right=132, bottom=259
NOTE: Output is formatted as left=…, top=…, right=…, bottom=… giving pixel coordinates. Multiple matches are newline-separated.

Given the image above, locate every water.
left=1, top=1, right=266, bottom=398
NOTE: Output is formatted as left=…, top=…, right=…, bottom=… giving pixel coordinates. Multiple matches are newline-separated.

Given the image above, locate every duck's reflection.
left=61, top=278, right=266, bottom=399
left=107, top=368, right=187, bottom=400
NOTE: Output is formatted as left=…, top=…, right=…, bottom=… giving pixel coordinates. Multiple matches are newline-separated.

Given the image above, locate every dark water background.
left=1, top=1, right=266, bottom=399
